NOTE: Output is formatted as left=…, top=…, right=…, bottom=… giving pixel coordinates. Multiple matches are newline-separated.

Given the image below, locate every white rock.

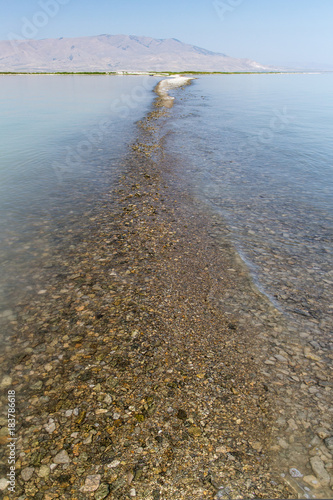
left=216, top=446, right=228, bottom=454
left=44, top=420, right=56, bottom=434
left=108, top=460, right=120, bottom=468
left=0, top=376, right=12, bottom=388
left=0, top=478, right=8, bottom=490
left=289, top=468, right=303, bottom=478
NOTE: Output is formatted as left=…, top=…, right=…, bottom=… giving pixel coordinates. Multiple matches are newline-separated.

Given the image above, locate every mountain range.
left=0, top=34, right=272, bottom=73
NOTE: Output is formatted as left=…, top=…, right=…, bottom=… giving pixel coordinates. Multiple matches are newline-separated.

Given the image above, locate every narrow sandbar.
left=155, top=75, right=194, bottom=107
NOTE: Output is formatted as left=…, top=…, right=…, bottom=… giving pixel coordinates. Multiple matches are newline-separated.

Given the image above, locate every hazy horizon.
left=1, top=0, right=333, bottom=70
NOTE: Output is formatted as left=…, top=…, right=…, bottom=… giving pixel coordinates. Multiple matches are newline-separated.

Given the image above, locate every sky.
left=2, top=0, right=333, bottom=69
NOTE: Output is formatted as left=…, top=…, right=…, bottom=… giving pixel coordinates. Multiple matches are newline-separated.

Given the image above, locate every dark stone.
left=152, top=489, right=160, bottom=500
left=176, top=409, right=188, bottom=421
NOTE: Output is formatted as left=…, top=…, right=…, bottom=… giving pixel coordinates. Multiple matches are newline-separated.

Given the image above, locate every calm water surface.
left=0, top=74, right=157, bottom=223
left=0, top=74, right=157, bottom=317
left=1, top=73, right=332, bottom=339
left=168, top=74, right=333, bottom=337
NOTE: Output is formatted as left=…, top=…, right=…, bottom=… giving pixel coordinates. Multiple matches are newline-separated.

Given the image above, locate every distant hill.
left=0, top=34, right=272, bottom=73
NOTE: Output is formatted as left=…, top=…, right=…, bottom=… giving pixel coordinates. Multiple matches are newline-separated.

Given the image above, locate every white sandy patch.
left=155, top=75, right=194, bottom=107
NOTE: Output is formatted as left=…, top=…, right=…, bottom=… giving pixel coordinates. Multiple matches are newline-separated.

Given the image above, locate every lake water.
left=1, top=73, right=332, bottom=338
left=167, top=73, right=333, bottom=340
left=0, top=74, right=158, bottom=226
left=1, top=73, right=332, bottom=496
left=0, top=74, right=158, bottom=321
left=1, top=73, right=332, bottom=339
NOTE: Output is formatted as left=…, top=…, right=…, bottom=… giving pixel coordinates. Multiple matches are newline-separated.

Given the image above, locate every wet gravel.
left=0, top=86, right=332, bottom=499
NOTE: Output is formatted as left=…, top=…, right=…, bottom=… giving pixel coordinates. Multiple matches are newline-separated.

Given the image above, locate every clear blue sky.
left=2, top=0, right=333, bottom=68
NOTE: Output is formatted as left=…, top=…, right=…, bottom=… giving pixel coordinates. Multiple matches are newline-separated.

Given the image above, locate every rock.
left=152, top=489, right=160, bottom=500
left=0, top=478, right=8, bottom=490
left=38, top=465, right=50, bottom=478
left=130, top=488, right=136, bottom=497
left=107, top=459, right=120, bottom=468
left=287, top=419, right=298, bottom=431
left=275, top=354, right=288, bottom=363
left=303, top=475, right=321, bottom=489
left=176, top=409, right=187, bottom=420
left=216, top=446, right=228, bottom=454
left=95, top=483, right=110, bottom=500
left=187, top=426, right=201, bottom=438
left=53, top=449, right=70, bottom=464
left=316, top=427, right=330, bottom=440
left=44, top=420, right=56, bottom=434
left=31, top=380, right=43, bottom=390
left=310, top=456, right=331, bottom=486
left=252, top=441, right=263, bottom=452
left=215, top=486, right=231, bottom=499
left=21, top=467, right=34, bottom=481
left=81, top=474, right=101, bottom=493
left=324, top=437, right=333, bottom=452
left=277, top=438, right=289, bottom=449
left=127, top=472, right=134, bottom=485
left=0, top=376, right=12, bottom=388
left=289, top=468, right=303, bottom=478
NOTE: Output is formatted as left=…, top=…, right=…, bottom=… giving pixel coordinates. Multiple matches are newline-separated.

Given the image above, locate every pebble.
left=325, top=437, right=333, bottom=452
left=0, top=478, right=8, bottom=490
left=316, top=427, right=330, bottom=440
left=0, top=376, right=12, bottom=388
left=303, top=475, right=321, bottom=489
left=277, top=438, right=289, bottom=450
left=44, top=420, right=56, bottom=433
left=21, top=467, right=34, bottom=481
left=38, top=465, right=50, bottom=478
left=310, top=456, right=331, bottom=486
left=81, top=474, right=101, bottom=493
left=289, top=468, right=303, bottom=478
left=94, top=483, right=110, bottom=500
left=53, top=449, right=70, bottom=464
left=252, top=441, right=263, bottom=452
left=108, top=459, right=120, bottom=468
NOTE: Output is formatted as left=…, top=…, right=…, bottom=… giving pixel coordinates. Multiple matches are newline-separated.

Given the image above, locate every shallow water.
left=0, top=75, right=158, bottom=328
left=166, top=73, right=333, bottom=340
left=161, top=74, right=333, bottom=497
left=0, top=74, right=158, bottom=221
left=0, top=73, right=332, bottom=497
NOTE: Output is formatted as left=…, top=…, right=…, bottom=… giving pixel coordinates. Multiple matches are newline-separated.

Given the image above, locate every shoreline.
left=1, top=71, right=331, bottom=76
